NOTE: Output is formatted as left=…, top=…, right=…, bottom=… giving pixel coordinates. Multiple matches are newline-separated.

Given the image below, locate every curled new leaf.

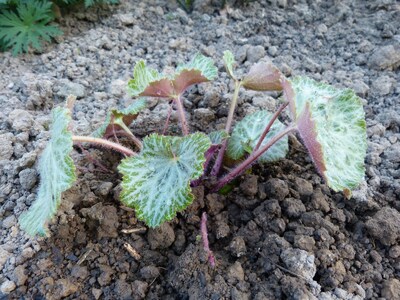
left=19, top=107, right=76, bottom=236
left=223, top=50, right=236, bottom=80
left=118, top=133, right=211, bottom=227
left=93, top=98, right=147, bottom=138
left=227, top=110, right=289, bottom=163
left=284, top=76, right=367, bottom=194
left=242, top=61, right=283, bottom=91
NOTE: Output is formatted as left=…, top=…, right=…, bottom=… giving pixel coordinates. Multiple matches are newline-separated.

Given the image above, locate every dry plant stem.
left=254, top=101, right=289, bottom=151
left=214, top=125, right=297, bottom=191
left=211, top=80, right=242, bottom=176
left=72, top=136, right=135, bottom=157
left=201, top=212, right=215, bottom=268
left=174, top=95, right=189, bottom=135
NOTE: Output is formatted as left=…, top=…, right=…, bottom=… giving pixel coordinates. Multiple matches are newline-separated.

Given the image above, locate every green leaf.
left=208, top=130, right=229, bottom=145
left=93, top=98, right=147, bottom=138
left=118, top=133, right=211, bottom=227
left=0, top=1, right=63, bottom=56
left=283, top=76, right=367, bottom=194
left=128, top=60, right=172, bottom=97
left=223, top=50, right=236, bottom=80
left=128, top=53, right=217, bottom=98
left=19, top=107, right=76, bottom=236
left=227, top=110, right=288, bottom=163
left=242, top=61, right=283, bottom=91
left=84, top=0, right=119, bottom=7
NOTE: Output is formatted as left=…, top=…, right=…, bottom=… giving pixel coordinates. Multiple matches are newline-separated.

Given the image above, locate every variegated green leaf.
left=223, top=50, right=236, bottom=80
left=19, top=107, right=76, bottom=236
left=208, top=130, right=229, bottom=145
left=227, top=110, right=288, bottom=163
left=284, top=76, right=367, bottom=194
left=118, top=133, right=211, bottom=227
left=93, top=98, right=147, bottom=138
left=176, top=53, right=218, bottom=81
left=173, top=53, right=218, bottom=95
left=128, top=60, right=170, bottom=97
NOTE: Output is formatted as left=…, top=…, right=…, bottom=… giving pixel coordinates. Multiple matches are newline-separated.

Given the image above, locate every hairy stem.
left=254, top=102, right=289, bottom=151
left=174, top=95, right=189, bottom=136
left=72, top=136, right=135, bottom=157
left=201, top=212, right=215, bottom=268
left=211, top=80, right=242, bottom=176
left=213, top=125, right=296, bottom=191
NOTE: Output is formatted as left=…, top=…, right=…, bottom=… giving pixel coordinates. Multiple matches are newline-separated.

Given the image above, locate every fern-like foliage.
left=0, top=0, right=62, bottom=55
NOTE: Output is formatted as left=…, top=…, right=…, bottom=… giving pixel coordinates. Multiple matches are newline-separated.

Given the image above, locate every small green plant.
left=0, top=0, right=119, bottom=55
left=18, top=51, right=367, bottom=237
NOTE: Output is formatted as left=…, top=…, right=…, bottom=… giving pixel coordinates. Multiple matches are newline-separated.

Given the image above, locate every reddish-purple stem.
left=201, top=212, right=215, bottom=268
left=213, top=125, right=296, bottom=191
left=254, top=102, right=289, bottom=151
left=162, top=101, right=173, bottom=135
left=174, top=95, right=189, bottom=135
left=211, top=81, right=241, bottom=176
left=191, top=145, right=220, bottom=187
left=210, top=140, right=227, bottom=177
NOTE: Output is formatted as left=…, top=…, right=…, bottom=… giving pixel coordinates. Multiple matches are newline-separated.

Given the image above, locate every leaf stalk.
left=174, top=95, right=189, bottom=136
left=253, top=101, right=289, bottom=151
left=211, top=80, right=242, bottom=176
left=72, top=136, right=136, bottom=157
left=213, top=124, right=296, bottom=191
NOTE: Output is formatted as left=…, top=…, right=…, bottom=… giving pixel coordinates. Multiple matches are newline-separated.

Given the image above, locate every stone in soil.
left=0, top=133, right=14, bottom=160
left=381, top=278, right=400, bottom=300
left=280, top=248, right=316, bottom=280
left=0, top=280, right=16, bottom=294
left=19, top=168, right=37, bottom=190
left=147, top=223, right=175, bottom=250
left=368, top=44, right=400, bottom=70
left=8, top=109, right=33, bottom=132
left=365, top=207, right=400, bottom=246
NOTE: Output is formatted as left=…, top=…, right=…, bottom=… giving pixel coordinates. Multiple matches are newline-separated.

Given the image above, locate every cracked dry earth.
left=0, top=0, right=400, bottom=299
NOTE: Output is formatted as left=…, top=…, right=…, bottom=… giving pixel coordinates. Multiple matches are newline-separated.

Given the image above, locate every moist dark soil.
left=1, top=0, right=400, bottom=299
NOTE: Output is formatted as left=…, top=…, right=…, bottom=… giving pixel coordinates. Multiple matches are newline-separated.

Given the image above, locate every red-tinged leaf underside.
left=296, top=102, right=327, bottom=178
left=172, top=69, right=209, bottom=96
left=285, top=76, right=367, bottom=194
left=242, top=61, right=283, bottom=91
left=141, top=78, right=174, bottom=98
left=282, top=77, right=297, bottom=119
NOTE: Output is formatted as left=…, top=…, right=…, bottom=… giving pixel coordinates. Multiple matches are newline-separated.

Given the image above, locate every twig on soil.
left=201, top=212, right=216, bottom=268
left=123, top=242, right=141, bottom=261
left=121, top=227, right=147, bottom=234
left=77, top=249, right=93, bottom=265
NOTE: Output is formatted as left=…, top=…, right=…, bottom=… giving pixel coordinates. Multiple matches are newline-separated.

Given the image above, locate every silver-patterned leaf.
left=118, top=133, right=211, bottom=227
left=227, top=110, right=288, bottom=163
left=19, top=107, right=76, bottom=236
